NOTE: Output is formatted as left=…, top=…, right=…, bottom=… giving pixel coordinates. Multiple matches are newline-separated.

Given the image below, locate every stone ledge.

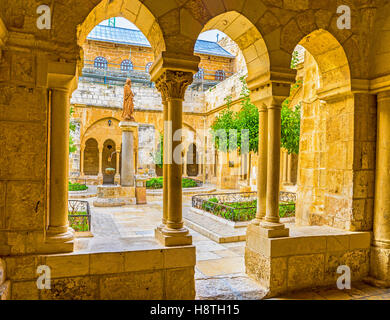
left=4, top=238, right=196, bottom=300
left=245, top=225, right=371, bottom=298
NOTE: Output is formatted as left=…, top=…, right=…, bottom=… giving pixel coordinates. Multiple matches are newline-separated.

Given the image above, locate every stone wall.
left=71, top=81, right=205, bottom=113
left=4, top=245, right=196, bottom=300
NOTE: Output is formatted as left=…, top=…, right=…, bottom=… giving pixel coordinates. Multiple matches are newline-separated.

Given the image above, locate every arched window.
left=121, top=60, right=133, bottom=72
left=94, top=57, right=108, bottom=70
left=215, top=70, right=225, bottom=81
left=145, top=62, right=153, bottom=73
left=194, top=68, right=204, bottom=80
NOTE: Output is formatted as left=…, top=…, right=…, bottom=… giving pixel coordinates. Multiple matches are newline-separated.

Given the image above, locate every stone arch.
left=77, top=0, right=166, bottom=57
left=294, top=30, right=360, bottom=230
left=84, top=138, right=99, bottom=175
left=370, top=2, right=390, bottom=79
left=298, top=29, right=351, bottom=96
left=198, top=11, right=270, bottom=83
left=82, top=117, right=122, bottom=149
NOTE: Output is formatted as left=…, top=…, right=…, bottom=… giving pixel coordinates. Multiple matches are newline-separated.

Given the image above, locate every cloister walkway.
left=73, top=194, right=390, bottom=300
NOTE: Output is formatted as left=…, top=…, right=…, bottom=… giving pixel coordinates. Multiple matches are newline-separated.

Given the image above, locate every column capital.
left=155, top=70, right=194, bottom=100
left=47, top=61, right=78, bottom=91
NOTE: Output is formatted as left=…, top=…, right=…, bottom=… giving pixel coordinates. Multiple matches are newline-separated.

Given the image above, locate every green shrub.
left=200, top=198, right=295, bottom=222
left=146, top=177, right=198, bottom=189
left=68, top=182, right=88, bottom=191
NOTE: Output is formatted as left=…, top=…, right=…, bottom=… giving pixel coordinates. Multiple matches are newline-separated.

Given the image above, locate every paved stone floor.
left=74, top=193, right=390, bottom=300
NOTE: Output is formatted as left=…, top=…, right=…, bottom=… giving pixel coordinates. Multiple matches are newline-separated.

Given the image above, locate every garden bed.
left=192, top=192, right=296, bottom=222
left=68, top=200, right=91, bottom=232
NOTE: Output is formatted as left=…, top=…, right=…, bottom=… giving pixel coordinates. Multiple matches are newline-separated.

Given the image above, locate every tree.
left=211, top=77, right=259, bottom=155
left=69, top=107, right=77, bottom=154
left=281, top=101, right=301, bottom=155
left=211, top=78, right=301, bottom=156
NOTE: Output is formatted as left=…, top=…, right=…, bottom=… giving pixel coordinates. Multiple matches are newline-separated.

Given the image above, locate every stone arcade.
left=1, top=0, right=390, bottom=300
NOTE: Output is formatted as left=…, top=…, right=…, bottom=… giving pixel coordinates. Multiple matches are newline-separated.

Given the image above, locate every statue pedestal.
left=93, top=185, right=136, bottom=207
left=119, top=121, right=138, bottom=187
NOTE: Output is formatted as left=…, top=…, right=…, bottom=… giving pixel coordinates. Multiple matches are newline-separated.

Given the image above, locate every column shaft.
left=254, top=105, right=268, bottom=224
left=80, top=146, right=85, bottom=177
left=116, top=149, right=120, bottom=175
left=121, top=130, right=135, bottom=187
left=287, top=153, right=292, bottom=184
left=374, top=92, right=390, bottom=246
left=264, top=105, right=281, bottom=224
left=46, top=88, right=74, bottom=246
left=162, top=98, right=168, bottom=226
left=98, top=148, right=103, bottom=177
left=166, top=98, right=183, bottom=229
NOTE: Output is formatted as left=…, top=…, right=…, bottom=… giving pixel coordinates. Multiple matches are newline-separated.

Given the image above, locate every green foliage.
left=146, top=177, right=198, bottom=189
left=210, top=77, right=258, bottom=154
left=153, top=133, right=164, bottom=168
left=69, top=107, right=77, bottom=154
left=211, top=77, right=302, bottom=156
left=291, top=50, right=299, bottom=69
left=146, top=177, right=164, bottom=189
left=200, top=198, right=295, bottom=222
left=68, top=181, right=88, bottom=191
left=281, top=101, right=301, bottom=155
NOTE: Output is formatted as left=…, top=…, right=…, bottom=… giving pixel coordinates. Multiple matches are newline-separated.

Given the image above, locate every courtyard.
left=2, top=0, right=390, bottom=304
left=69, top=191, right=390, bottom=301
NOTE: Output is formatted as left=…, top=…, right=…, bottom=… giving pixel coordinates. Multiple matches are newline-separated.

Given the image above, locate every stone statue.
left=122, top=78, right=135, bottom=121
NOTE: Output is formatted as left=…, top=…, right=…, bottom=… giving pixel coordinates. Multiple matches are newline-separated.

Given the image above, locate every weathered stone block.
left=287, top=254, right=325, bottom=289
left=100, top=271, right=164, bottom=300
left=165, top=267, right=195, bottom=300
left=40, top=276, right=99, bottom=300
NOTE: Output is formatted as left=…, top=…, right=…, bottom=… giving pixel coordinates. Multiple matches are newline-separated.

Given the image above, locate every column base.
left=114, top=174, right=121, bottom=185
left=369, top=244, right=390, bottom=286
left=39, top=227, right=75, bottom=254
left=259, top=220, right=289, bottom=238
left=155, top=227, right=192, bottom=246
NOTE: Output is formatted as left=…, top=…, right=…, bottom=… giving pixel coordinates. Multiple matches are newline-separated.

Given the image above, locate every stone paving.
left=73, top=193, right=390, bottom=300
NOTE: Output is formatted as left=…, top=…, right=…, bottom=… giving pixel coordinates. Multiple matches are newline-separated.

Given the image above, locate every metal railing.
left=192, top=191, right=296, bottom=222
left=68, top=200, right=91, bottom=232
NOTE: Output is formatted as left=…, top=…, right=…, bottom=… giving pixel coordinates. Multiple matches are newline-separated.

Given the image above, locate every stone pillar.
left=287, top=153, right=292, bottom=184
left=80, top=145, right=85, bottom=177
left=183, top=150, right=188, bottom=177
left=259, top=102, right=289, bottom=237
left=98, top=145, right=103, bottom=182
left=253, top=104, right=268, bottom=225
left=282, top=150, right=288, bottom=184
left=154, top=70, right=194, bottom=246
left=371, top=91, right=390, bottom=284
left=119, top=122, right=138, bottom=187
left=44, top=61, right=78, bottom=253
left=115, top=148, right=121, bottom=184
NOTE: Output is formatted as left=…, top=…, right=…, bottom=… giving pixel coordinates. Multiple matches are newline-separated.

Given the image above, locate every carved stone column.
left=259, top=102, right=289, bottom=237
left=115, top=148, right=121, bottom=184
left=80, top=145, right=85, bottom=177
left=253, top=103, right=268, bottom=225
left=155, top=81, right=169, bottom=229
left=44, top=61, right=78, bottom=253
left=154, top=70, right=193, bottom=246
left=98, top=145, right=103, bottom=182
left=371, top=90, right=390, bottom=284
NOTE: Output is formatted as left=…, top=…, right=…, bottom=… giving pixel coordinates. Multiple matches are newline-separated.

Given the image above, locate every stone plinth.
left=119, top=121, right=138, bottom=187
left=245, top=224, right=371, bottom=298
left=93, top=185, right=136, bottom=207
